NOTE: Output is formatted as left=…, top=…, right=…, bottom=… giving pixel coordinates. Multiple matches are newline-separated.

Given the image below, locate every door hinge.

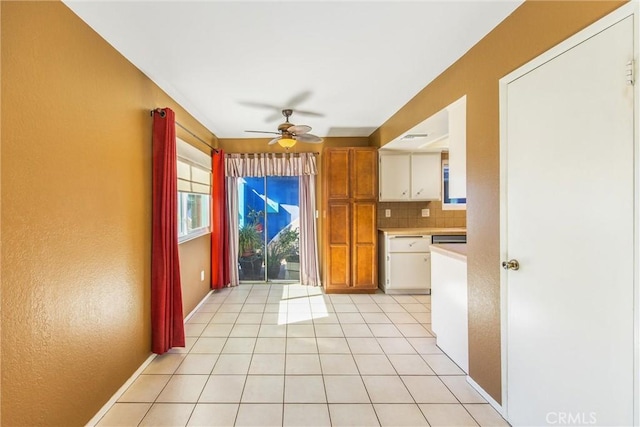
left=626, top=60, right=634, bottom=86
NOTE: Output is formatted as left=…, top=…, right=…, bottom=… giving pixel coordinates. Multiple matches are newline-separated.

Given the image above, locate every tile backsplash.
left=377, top=200, right=466, bottom=229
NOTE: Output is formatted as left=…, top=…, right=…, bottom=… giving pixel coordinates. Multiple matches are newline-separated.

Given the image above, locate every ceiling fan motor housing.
left=246, top=108, right=323, bottom=145
left=278, top=122, right=294, bottom=132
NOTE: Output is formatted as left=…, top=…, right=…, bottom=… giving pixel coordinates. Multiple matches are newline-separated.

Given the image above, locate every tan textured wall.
left=180, top=234, right=212, bottom=315
left=370, top=0, right=626, bottom=403
left=218, top=137, right=371, bottom=276
left=0, top=2, right=3, bottom=421
left=1, top=2, right=215, bottom=425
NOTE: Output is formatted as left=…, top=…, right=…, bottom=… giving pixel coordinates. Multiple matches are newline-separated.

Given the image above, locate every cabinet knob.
left=416, top=188, right=423, bottom=195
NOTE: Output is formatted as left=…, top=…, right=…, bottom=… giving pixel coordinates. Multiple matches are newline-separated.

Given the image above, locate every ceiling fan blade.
left=265, top=111, right=283, bottom=123
left=268, top=136, right=281, bottom=145
left=238, top=101, right=281, bottom=111
left=295, top=133, right=323, bottom=143
left=245, top=130, right=281, bottom=135
left=288, top=125, right=311, bottom=135
left=284, top=90, right=312, bottom=108
left=290, top=109, right=324, bottom=118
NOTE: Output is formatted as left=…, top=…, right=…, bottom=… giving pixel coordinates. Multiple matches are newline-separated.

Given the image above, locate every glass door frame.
left=237, top=176, right=300, bottom=284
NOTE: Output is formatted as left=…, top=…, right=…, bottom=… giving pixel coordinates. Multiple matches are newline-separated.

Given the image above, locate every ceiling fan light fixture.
left=278, top=137, right=297, bottom=148
left=247, top=109, right=322, bottom=148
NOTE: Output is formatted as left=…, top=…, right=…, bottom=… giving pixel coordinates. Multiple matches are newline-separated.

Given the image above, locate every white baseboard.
left=85, top=352, right=157, bottom=427
left=184, top=289, right=213, bottom=322
left=466, top=375, right=505, bottom=416
left=86, top=289, right=214, bottom=426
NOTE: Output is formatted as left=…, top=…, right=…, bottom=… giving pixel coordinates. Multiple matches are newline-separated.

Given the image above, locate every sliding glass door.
left=237, top=176, right=300, bottom=282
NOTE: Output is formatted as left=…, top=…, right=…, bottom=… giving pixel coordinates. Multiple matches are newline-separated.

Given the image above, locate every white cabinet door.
left=410, top=153, right=441, bottom=200
left=388, top=252, right=430, bottom=289
left=379, top=154, right=410, bottom=201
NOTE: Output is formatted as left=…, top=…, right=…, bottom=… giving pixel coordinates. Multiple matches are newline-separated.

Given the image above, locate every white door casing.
left=500, top=5, right=637, bottom=426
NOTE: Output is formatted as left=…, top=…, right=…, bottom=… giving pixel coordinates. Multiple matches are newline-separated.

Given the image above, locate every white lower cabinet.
left=379, top=233, right=431, bottom=294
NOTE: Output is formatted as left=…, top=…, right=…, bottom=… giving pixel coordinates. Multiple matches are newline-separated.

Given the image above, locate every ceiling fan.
left=239, top=91, right=324, bottom=123
left=245, top=109, right=324, bottom=149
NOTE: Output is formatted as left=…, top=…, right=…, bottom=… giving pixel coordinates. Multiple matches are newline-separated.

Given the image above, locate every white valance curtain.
left=226, top=152, right=318, bottom=177
left=225, top=153, right=321, bottom=287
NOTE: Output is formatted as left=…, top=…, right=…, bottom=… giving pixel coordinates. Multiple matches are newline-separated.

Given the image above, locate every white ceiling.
left=381, top=106, right=450, bottom=152
left=63, top=1, right=523, bottom=140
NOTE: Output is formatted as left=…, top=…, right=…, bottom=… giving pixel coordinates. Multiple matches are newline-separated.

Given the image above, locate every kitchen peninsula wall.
left=377, top=200, right=466, bottom=228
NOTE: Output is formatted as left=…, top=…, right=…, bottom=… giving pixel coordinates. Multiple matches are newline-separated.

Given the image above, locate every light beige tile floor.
left=95, top=284, right=509, bottom=426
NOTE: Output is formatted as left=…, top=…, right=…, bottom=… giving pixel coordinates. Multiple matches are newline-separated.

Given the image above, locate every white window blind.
left=176, top=138, right=212, bottom=242
left=177, top=138, right=212, bottom=195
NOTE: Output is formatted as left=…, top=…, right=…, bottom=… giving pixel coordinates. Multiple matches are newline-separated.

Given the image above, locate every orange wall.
left=1, top=1, right=628, bottom=424
left=371, top=0, right=626, bottom=403
left=1, top=2, right=215, bottom=425
left=180, top=234, right=212, bottom=315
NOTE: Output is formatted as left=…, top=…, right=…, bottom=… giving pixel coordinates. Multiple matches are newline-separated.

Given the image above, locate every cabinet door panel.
left=325, top=149, right=350, bottom=200
left=379, top=154, right=410, bottom=201
left=351, top=149, right=378, bottom=200
left=388, top=253, right=430, bottom=289
left=352, top=202, right=377, bottom=289
left=410, top=153, right=441, bottom=200
left=326, top=202, right=351, bottom=288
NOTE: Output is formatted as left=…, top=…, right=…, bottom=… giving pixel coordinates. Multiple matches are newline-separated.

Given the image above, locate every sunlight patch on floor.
left=273, top=283, right=328, bottom=325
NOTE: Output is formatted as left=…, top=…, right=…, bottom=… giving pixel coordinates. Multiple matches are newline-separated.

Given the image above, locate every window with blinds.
left=177, top=138, right=212, bottom=242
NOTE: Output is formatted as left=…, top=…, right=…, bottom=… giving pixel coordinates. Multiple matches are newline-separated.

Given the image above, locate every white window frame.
left=442, top=159, right=466, bottom=211
left=177, top=138, right=212, bottom=244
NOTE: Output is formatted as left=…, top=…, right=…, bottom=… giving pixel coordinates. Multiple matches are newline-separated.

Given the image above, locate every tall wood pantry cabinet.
left=322, top=147, right=378, bottom=293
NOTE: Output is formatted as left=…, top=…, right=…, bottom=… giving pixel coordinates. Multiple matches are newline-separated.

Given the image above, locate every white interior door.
left=502, top=13, right=635, bottom=426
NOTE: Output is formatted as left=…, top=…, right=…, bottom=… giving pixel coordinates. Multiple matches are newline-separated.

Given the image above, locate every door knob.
left=502, top=259, right=520, bottom=271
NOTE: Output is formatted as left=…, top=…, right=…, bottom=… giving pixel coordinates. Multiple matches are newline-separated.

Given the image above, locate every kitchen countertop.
left=378, top=227, right=466, bottom=236
left=430, top=243, right=467, bottom=261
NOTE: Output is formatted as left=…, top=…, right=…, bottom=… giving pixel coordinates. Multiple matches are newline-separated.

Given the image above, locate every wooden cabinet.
left=379, top=152, right=441, bottom=201
left=323, top=148, right=378, bottom=293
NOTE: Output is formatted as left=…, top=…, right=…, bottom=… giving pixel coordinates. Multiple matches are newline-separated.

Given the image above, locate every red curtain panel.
left=151, top=108, right=185, bottom=354
left=211, top=150, right=229, bottom=289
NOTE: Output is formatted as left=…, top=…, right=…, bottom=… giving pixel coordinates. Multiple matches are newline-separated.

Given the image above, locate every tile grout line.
left=103, top=283, right=493, bottom=427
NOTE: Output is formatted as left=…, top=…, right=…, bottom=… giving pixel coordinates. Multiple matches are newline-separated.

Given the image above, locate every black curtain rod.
left=151, top=108, right=218, bottom=153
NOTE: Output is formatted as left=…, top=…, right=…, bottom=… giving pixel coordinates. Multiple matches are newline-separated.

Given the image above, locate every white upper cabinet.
left=410, top=153, right=441, bottom=200
left=379, top=152, right=441, bottom=201
left=447, top=96, right=467, bottom=199
left=379, top=154, right=410, bottom=200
